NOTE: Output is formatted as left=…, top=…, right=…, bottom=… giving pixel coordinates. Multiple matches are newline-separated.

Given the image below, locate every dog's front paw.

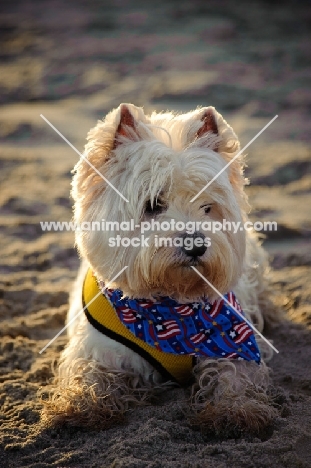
left=191, top=393, right=277, bottom=437
left=190, top=359, right=278, bottom=437
left=40, top=360, right=155, bottom=429
left=41, top=380, right=125, bottom=429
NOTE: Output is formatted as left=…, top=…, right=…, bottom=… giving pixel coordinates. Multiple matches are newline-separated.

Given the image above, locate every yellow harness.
left=82, top=269, right=194, bottom=385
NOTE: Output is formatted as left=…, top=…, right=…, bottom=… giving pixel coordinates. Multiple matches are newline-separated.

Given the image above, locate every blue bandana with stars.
left=102, top=285, right=261, bottom=364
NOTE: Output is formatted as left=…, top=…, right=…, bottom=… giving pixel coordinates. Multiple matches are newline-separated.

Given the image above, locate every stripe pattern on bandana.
left=100, top=283, right=261, bottom=364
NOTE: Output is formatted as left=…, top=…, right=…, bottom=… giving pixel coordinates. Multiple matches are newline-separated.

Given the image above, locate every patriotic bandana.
left=100, top=282, right=261, bottom=364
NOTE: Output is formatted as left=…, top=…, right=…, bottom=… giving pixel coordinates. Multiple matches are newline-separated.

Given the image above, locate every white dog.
left=42, top=103, right=280, bottom=435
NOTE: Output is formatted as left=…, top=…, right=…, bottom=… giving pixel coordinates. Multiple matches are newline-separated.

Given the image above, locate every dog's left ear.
left=187, top=107, right=247, bottom=204
left=196, top=108, right=219, bottom=143
left=189, top=106, right=240, bottom=155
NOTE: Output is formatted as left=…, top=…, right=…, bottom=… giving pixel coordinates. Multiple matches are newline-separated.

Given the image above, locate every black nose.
left=181, top=232, right=207, bottom=257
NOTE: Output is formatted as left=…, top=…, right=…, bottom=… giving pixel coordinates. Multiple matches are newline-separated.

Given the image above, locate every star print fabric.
left=102, top=286, right=261, bottom=363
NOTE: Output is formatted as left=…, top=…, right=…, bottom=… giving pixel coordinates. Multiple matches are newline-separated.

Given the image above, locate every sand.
left=1, top=0, right=311, bottom=466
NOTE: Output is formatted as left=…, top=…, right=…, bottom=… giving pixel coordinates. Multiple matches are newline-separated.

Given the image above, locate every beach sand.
left=0, top=0, right=311, bottom=466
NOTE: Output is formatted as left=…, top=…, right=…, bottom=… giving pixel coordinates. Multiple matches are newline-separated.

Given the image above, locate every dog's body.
left=43, top=104, right=280, bottom=435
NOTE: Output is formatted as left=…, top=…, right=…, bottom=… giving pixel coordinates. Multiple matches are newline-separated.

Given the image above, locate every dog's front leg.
left=42, top=359, right=136, bottom=428
left=190, top=358, right=277, bottom=436
left=41, top=321, right=157, bottom=428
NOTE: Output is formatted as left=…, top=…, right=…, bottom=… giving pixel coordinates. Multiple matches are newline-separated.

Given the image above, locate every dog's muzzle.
left=180, top=231, right=207, bottom=258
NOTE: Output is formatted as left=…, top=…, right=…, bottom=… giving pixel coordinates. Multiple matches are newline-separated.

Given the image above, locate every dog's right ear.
left=113, top=104, right=141, bottom=149
left=72, top=104, right=147, bottom=205
left=84, top=102, right=147, bottom=164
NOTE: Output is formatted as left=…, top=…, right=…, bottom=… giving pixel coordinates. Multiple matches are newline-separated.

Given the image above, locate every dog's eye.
left=145, top=199, right=166, bottom=215
left=200, top=204, right=213, bottom=214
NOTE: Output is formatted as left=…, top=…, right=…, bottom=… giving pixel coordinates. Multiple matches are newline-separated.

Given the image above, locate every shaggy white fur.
left=42, top=104, right=281, bottom=434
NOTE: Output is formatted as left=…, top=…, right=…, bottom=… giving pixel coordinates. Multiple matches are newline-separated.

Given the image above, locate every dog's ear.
left=188, top=107, right=239, bottom=155
left=187, top=107, right=247, bottom=207
left=196, top=108, right=219, bottom=144
left=72, top=103, right=147, bottom=207
left=113, top=104, right=139, bottom=149
left=85, top=103, right=147, bottom=162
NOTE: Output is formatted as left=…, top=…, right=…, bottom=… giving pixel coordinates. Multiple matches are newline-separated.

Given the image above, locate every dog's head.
left=72, top=103, right=248, bottom=301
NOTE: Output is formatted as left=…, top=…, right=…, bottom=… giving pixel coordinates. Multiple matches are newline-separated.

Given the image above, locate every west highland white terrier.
left=42, top=103, right=280, bottom=435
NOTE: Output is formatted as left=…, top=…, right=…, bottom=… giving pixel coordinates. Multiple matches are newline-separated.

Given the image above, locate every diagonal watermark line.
left=40, top=114, right=129, bottom=202
left=39, top=266, right=128, bottom=354
left=191, top=266, right=279, bottom=354
left=190, top=115, right=278, bottom=203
